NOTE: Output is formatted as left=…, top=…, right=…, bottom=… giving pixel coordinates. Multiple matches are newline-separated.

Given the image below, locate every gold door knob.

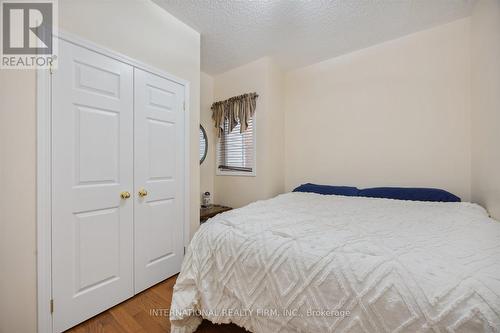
left=138, top=188, right=148, bottom=197
left=120, top=191, right=131, bottom=199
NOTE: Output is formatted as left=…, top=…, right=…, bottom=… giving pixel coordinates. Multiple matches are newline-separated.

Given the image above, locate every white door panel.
left=134, top=68, right=185, bottom=292
left=52, top=40, right=134, bottom=332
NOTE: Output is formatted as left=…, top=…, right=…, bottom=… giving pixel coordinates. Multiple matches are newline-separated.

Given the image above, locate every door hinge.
left=49, top=62, right=53, bottom=75
left=183, top=101, right=185, bottom=111
left=184, top=246, right=186, bottom=255
left=50, top=299, right=54, bottom=314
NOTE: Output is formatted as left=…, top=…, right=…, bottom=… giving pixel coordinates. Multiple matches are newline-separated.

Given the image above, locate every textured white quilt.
left=170, top=193, right=500, bottom=333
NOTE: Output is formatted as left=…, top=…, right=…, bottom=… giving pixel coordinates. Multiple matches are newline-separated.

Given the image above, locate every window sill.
left=216, top=169, right=256, bottom=177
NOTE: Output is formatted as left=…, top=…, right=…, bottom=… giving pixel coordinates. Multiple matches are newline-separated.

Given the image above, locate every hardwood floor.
left=67, top=275, right=248, bottom=333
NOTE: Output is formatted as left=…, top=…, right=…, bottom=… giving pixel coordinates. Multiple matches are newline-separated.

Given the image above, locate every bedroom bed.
left=170, top=192, right=500, bottom=333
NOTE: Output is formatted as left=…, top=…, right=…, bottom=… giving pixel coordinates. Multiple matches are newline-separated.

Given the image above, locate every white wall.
left=471, top=0, right=500, bottom=220
left=0, top=1, right=200, bottom=332
left=200, top=72, right=216, bottom=203
left=0, top=70, right=38, bottom=333
left=213, top=58, right=285, bottom=208
left=284, top=18, right=472, bottom=201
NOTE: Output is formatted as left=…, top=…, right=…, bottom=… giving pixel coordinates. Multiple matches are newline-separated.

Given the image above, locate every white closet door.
left=134, top=68, right=185, bottom=292
left=52, top=40, right=134, bottom=332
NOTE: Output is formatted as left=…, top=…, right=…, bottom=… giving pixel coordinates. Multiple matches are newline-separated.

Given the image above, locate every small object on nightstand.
left=200, top=204, right=232, bottom=224
left=201, top=191, right=211, bottom=208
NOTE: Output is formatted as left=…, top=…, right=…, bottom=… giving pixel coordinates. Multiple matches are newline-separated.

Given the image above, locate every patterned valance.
left=211, top=92, right=258, bottom=138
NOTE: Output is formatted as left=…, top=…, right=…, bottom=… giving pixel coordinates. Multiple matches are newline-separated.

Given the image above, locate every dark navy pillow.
left=358, top=187, right=460, bottom=202
left=293, top=183, right=359, bottom=196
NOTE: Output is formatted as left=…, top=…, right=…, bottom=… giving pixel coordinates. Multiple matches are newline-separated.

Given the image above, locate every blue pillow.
left=293, top=183, right=359, bottom=196
left=358, top=187, right=460, bottom=202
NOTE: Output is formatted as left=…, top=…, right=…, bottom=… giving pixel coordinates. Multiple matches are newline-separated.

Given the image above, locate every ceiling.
left=154, top=0, right=476, bottom=75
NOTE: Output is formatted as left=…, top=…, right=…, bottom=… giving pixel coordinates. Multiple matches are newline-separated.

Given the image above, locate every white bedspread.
left=170, top=193, right=500, bottom=333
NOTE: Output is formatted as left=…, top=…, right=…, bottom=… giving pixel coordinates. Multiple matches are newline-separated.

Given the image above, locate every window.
left=217, top=116, right=255, bottom=176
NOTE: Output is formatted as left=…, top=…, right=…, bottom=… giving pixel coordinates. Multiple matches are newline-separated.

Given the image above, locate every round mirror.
left=199, top=125, right=208, bottom=164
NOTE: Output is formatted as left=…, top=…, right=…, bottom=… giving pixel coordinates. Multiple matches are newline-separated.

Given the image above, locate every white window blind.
left=217, top=117, right=254, bottom=173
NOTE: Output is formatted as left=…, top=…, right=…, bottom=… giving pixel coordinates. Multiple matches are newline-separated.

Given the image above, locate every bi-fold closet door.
left=52, top=39, right=185, bottom=332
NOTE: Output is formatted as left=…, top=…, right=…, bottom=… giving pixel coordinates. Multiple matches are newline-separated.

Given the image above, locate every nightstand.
left=200, top=205, right=232, bottom=224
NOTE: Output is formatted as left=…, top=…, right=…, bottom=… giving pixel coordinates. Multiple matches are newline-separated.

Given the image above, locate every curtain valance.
left=211, top=92, right=258, bottom=138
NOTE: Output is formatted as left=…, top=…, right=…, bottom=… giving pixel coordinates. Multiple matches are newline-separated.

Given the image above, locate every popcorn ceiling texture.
left=154, top=0, right=475, bottom=74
